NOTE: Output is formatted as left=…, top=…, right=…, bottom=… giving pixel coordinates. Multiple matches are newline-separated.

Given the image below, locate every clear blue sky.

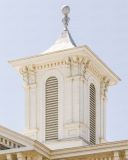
left=0, top=0, right=128, bottom=142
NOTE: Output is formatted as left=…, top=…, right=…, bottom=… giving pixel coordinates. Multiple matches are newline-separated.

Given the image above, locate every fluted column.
left=66, top=77, right=73, bottom=123
left=23, top=85, right=30, bottom=130
left=84, top=79, right=88, bottom=126
left=100, top=94, right=104, bottom=138
left=109, top=157, right=112, bottom=160
left=125, top=150, right=128, bottom=160
left=103, top=97, right=108, bottom=140
left=30, top=84, right=37, bottom=129
left=80, top=77, right=84, bottom=123
left=38, top=157, right=43, bottom=160
left=27, top=157, right=32, bottom=160
left=16, top=153, right=26, bottom=160
left=6, top=154, right=15, bottom=160
left=73, top=77, right=80, bottom=122
left=113, top=151, right=120, bottom=160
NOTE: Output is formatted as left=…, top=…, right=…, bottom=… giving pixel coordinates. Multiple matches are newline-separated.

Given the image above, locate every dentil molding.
left=19, top=55, right=110, bottom=88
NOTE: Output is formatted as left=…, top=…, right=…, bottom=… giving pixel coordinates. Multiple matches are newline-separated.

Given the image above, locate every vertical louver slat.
left=45, top=76, right=58, bottom=141
left=89, top=83, right=96, bottom=144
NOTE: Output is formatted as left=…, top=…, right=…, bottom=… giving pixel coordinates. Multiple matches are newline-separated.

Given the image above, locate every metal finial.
left=61, top=5, right=70, bottom=30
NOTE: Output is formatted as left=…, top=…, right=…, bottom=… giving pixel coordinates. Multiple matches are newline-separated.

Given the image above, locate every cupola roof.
left=43, top=5, right=76, bottom=54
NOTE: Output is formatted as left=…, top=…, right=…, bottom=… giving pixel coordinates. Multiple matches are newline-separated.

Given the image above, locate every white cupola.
left=9, top=5, right=120, bottom=150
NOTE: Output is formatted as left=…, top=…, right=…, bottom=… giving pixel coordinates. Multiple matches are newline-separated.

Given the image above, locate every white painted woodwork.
left=30, top=85, right=37, bottom=129
left=45, top=76, right=58, bottom=141
left=66, top=78, right=73, bottom=124
left=100, top=96, right=104, bottom=138
left=73, top=78, right=80, bottom=123
left=89, top=83, right=96, bottom=144
left=80, top=78, right=84, bottom=123
left=24, top=86, right=30, bottom=130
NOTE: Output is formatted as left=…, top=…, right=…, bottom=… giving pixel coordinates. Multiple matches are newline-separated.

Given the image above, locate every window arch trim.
left=89, top=83, right=96, bottom=144
left=40, top=69, right=64, bottom=142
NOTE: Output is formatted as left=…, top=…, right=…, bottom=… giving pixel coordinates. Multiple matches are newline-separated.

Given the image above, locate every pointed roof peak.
left=42, top=5, right=76, bottom=54
left=44, top=30, right=76, bottom=53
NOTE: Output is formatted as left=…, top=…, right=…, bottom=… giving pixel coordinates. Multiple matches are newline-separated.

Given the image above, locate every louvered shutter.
left=89, top=83, right=96, bottom=144
left=45, top=76, right=58, bottom=141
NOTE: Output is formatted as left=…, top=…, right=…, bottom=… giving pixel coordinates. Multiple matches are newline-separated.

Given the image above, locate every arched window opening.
left=45, top=76, right=58, bottom=141
left=89, top=83, right=96, bottom=144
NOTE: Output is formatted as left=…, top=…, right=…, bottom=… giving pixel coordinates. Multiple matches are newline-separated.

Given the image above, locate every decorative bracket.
left=73, top=55, right=78, bottom=76
left=28, top=64, right=36, bottom=85
left=100, top=77, right=110, bottom=98
left=65, top=57, right=71, bottom=77
left=20, top=66, right=28, bottom=86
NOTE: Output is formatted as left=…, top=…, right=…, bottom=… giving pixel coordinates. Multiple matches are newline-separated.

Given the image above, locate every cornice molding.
left=100, top=77, right=110, bottom=98
left=19, top=55, right=112, bottom=87
left=1, top=125, right=128, bottom=160
left=9, top=45, right=120, bottom=86
left=50, top=141, right=128, bottom=159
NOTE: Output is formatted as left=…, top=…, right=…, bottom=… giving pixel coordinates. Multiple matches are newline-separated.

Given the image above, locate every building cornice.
left=50, top=140, right=128, bottom=159
left=8, top=45, right=120, bottom=86
left=84, top=46, right=121, bottom=85
left=0, top=125, right=50, bottom=156
left=1, top=125, right=128, bottom=159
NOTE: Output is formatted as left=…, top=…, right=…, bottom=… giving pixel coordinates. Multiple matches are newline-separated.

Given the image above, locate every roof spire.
left=61, top=5, right=70, bottom=30
left=42, top=5, right=76, bottom=53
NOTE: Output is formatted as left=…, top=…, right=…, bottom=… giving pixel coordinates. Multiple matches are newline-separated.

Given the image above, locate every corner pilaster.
left=124, top=150, right=128, bottom=160
left=16, top=153, right=26, bottom=160
left=65, top=57, right=71, bottom=77
left=103, top=97, right=108, bottom=140
left=73, top=76, right=80, bottom=122
left=6, top=154, right=15, bottom=160
left=66, top=77, right=73, bottom=123
left=30, top=84, right=37, bottom=129
left=80, top=77, right=84, bottom=123
left=83, top=78, right=88, bottom=127
left=23, top=85, right=30, bottom=130
left=113, top=151, right=120, bottom=160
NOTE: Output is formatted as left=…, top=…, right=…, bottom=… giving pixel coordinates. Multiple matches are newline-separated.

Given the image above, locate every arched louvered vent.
left=45, top=76, right=58, bottom=141
left=89, top=83, right=96, bottom=144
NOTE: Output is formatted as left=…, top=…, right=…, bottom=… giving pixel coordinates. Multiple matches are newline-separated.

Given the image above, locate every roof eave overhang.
left=1, top=140, right=128, bottom=159
left=50, top=140, right=128, bottom=159
left=0, top=125, right=51, bottom=157
left=8, top=45, right=121, bottom=85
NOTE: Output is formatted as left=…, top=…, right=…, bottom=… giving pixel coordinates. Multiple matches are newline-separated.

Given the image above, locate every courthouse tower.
left=9, top=5, right=120, bottom=150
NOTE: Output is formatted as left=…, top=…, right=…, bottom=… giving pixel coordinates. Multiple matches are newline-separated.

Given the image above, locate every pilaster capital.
left=16, top=152, right=26, bottom=160
left=113, top=151, right=120, bottom=160
left=65, top=56, right=70, bottom=63
left=100, top=77, right=110, bottom=98
left=27, top=64, right=35, bottom=73
left=65, top=57, right=71, bottom=77
left=6, top=154, right=14, bottom=160
left=27, top=157, right=32, bottom=160
left=86, top=59, right=91, bottom=68
left=124, top=150, right=128, bottom=160
left=38, top=156, right=43, bottom=160
left=20, top=66, right=28, bottom=75
left=72, top=55, right=78, bottom=62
